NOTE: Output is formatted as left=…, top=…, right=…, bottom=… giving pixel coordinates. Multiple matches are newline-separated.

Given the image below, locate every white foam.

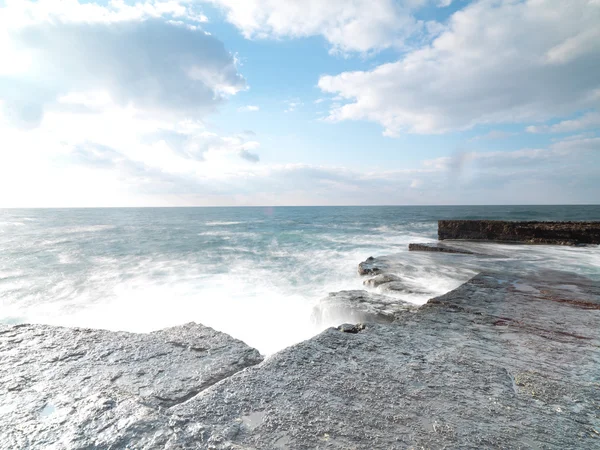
left=204, top=221, right=245, bottom=226
left=1, top=220, right=598, bottom=356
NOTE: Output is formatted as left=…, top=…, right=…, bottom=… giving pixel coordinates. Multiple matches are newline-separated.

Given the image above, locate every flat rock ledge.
left=0, top=322, right=262, bottom=449
left=438, top=220, right=600, bottom=245
left=2, top=270, right=600, bottom=449
left=408, top=242, right=474, bottom=254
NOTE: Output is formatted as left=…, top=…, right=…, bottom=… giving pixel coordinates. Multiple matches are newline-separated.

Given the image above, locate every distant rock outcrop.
left=408, top=243, right=474, bottom=254
left=438, top=220, right=600, bottom=245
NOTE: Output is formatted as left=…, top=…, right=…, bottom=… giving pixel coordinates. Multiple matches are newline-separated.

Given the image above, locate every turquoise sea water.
left=1, top=205, right=599, bottom=354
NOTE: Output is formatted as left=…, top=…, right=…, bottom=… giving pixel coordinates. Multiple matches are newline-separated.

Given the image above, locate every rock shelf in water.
left=438, top=220, right=600, bottom=245
left=408, top=242, right=475, bottom=254
left=1, top=269, right=600, bottom=448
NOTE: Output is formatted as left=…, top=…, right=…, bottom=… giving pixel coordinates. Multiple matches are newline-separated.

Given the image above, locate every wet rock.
left=363, top=273, right=402, bottom=287
left=363, top=273, right=433, bottom=296
left=312, top=290, right=415, bottom=325
left=337, top=323, right=366, bottom=333
left=408, top=243, right=474, bottom=254
left=169, top=270, right=600, bottom=449
left=0, top=322, right=262, bottom=449
left=438, top=220, right=600, bottom=245
left=378, top=281, right=433, bottom=295
left=3, top=270, right=600, bottom=449
left=358, top=256, right=388, bottom=275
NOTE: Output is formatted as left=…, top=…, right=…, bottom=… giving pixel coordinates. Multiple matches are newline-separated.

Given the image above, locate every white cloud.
left=526, top=112, right=600, bottom=134
left=1, top=98, right=596, bottom=207
left=204, top=0, right=424, bottom=54
left=238, top=105, right=260, bottom=112
left=284, top=100, right=303, bottom=113
left=318, top=0, right=600, bottom=135
left=0, top=0, right=207, bottom=27
left=0, top=0, right=259, bottom=206
left=469, top=130, right=517, bottom=141
left=0, top=0, right=245, bottom=127
left=0, top=102, right=263, bottom=206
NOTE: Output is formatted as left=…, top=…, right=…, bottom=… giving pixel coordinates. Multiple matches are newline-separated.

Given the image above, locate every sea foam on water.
left=1, top=206, right=599, bottom=354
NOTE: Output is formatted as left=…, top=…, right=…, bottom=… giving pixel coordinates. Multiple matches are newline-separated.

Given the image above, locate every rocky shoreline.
left=438, top=220, right=600, bottom=245
left=2, top=245, right=600, bottom=448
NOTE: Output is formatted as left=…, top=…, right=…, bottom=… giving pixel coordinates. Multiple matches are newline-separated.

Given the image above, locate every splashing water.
left=1, top=205, right=599, bottom=354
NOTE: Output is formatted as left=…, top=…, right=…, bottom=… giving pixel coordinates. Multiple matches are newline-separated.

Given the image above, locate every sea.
left=1, top=205, right=599, bottom=354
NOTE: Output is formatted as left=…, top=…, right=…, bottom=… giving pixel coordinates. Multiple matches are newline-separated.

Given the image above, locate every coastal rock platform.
left=438, top=220, right=600, bottom=245
left=0, top=322, right=262, bottom=449
left=408, top=242, right=475, bottom=254
left=1, top=269, right=599, bottom=449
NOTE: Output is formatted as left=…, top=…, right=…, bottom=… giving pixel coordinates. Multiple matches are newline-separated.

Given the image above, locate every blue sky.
left=0, top=0, right=598, bottom=206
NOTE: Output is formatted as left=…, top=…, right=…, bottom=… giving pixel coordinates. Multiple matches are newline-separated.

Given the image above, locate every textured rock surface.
left=357, top=256, right=387, bottom=275
left=2, top=270, right=599, bottom=449
left=438, top=220, right=600, bottom=245
left=409, top=242, right=474, bottom=254
left=0, top=322, right=262, bottom=449
left=169, top=270, right=600, bottom=449
left=362, top=273, right=402, bottom=287
left=312, top=289, right=416, bottom=325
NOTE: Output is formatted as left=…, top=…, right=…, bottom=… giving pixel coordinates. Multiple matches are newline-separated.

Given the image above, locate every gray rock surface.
left=438, top=220, right=600, bottom=245
left=362, top=273, right=401, bottom=287
left=0, top=322, right=263, bottom=449
left=2, top=270, right=599, bottom=449
left=312, top=289, right=416, bottom=325
left=357, top=256, right=387, bottom=275
left=169, top=270, right=600, bottom=449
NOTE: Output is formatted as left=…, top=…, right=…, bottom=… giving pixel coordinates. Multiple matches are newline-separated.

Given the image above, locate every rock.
left=408, top=243, right=474, bottom=254
left=312, top=290, right=415, bottom=326
left=378, top=281, right=433, bottom=295
left=337, top=323, right=366, bottom=333
left=168, top=270, right=600, bottom=449
left=358, top=257, right=388, bottom=275
left=438, top=220, right=600, bottom=245
left=3, top=270, right=600, bottom=449
left=363, top=273, right=402, bottom=287
left=0, top=322, right=262, bottom=449
left=363, top=273, right=432, bottom=296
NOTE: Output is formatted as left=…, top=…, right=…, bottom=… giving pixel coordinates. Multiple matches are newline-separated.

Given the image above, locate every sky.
left=0, top=0, right=598, bottom=207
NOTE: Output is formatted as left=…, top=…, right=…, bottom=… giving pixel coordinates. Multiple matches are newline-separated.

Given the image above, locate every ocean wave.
left=204, top=221, right=245, bottom=226
left=60, top=225, right=117, bottom=234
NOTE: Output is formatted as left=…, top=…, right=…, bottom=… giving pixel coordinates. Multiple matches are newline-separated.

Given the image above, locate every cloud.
left=2, top=98, right=596, bottom=207
left=526, top=112, right=600, bottom=134
left=239, top=149, right=260, bottom=163
left=318, top=0, right=600, bottom=135
left=469, top=130, right=517, bottom=141
left=284, top=100, right=303, bottom=113
left=0, top=0, right=245, bottom=127
left=204, top=0, right=426, bottom=54
left=238, top=105, right=260, bottom=112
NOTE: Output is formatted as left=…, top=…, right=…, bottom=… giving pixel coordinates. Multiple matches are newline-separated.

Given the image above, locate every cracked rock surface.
left=171, top=270, right=600, bottom=449
left=2, top=270, right=599, bottom=449
left=0, top=322, right=262, bottom=449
